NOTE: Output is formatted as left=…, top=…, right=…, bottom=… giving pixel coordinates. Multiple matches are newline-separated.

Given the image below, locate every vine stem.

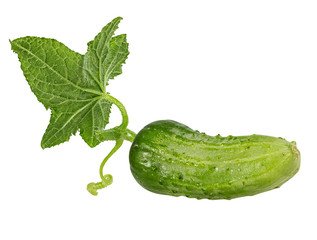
left=103, top=93, right=129, bottom=129
left=87, top=93, right=136, bottom=196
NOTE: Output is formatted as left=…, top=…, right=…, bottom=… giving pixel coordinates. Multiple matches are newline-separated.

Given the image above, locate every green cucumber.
left=129, top=120, right=300, bottom=200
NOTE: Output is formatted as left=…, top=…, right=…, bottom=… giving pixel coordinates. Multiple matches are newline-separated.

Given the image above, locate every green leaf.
left=11, top=17, right=129, bottom=148
left=83, top=17, right=129, bottom=89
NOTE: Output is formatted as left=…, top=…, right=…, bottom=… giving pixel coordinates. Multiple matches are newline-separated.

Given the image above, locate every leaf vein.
left=13, top=41, right=102, bottom=96
left=44, top=98, right=101, bottom=144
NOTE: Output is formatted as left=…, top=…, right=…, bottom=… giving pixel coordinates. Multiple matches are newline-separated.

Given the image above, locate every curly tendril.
left=87, top=93, right=136, bottom=196
left=87, top=174, right=113, bottom=196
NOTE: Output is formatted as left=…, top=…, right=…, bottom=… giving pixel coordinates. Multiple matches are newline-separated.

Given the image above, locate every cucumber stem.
left=96, top=127, right=136, bottom=142
left=124, top=129, right=137, bottom=142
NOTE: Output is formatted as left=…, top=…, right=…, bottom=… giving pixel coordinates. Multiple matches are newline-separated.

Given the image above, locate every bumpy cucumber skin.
left=129, top=120, right=300, bottom=200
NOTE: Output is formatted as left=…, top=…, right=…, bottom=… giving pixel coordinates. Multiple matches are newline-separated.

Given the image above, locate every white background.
left=1, top=0, right=316, bottom=239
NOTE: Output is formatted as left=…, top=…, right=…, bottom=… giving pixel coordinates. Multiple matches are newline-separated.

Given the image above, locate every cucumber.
left=129, top=120, right=300, bottom=200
